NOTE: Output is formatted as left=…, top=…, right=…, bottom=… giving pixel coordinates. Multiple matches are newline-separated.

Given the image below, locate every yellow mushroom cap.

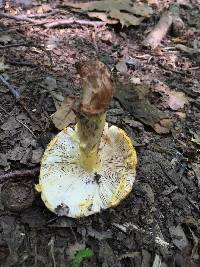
left=38, top=123, right=137, bottom=218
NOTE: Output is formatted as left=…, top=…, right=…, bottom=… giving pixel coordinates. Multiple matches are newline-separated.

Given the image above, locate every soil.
left=0, top=1, right=199, bottom=267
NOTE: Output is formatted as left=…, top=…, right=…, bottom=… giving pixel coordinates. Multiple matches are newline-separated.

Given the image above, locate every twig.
left=0, top=168, right=40, bottom=183
left=48, top=237, right=57, bottom=267
left=0, top=106, right=36, bottom=138
left=44, top=17, right=105, bottom=28
left=0, top=43, right=29, bottom=49
left=0, top=11, right=37, bottom=23
left=0, top=75, right=20, bottom=100
left=5, top=59, right=37, bottom=67
left=0, top=12, right=50, bottom=26
left=27, top=10, right=58, bottom=19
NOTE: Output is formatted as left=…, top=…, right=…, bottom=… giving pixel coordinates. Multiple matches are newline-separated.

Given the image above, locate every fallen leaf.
left=131, top=3, right=153, bottom=17
left=154, top=82, right=188, bottom=111
left=62, top=0, right=153, bottom=26
left=130, top=77, right=141, bottom=84
left=115, top=60, right=128, bottom=74
left=109, top=9, right=144, bottom=27
left=154, top=118, right=173, bottom=134
left=168, top=91, right=188, bottom=110
left=51, top=96, right=77, bottom=130
left=114, top=82, right=170, bottom=134
left=63, top=0, right=133, bottom=12
left=176, top=111, right=186, bottom=118
left=87, top=12, right=118, bottom=24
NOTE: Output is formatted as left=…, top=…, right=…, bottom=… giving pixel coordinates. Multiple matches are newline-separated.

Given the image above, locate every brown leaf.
left=154, top=118, right=173, bottom=134
left=115, top=82, right=169, bottom=133
left=116, top=60, right=128, bottom=74
left=154, top=82, right=188, bottom=111
left=168, top=91, right=188, bottom=110
left=87, top=12, right=118, bottom=24
left=76, top=59, right=113, bottom=114
left=109, top=9, right=144, bottom=27
left=51, top=96, right=77, bottom=130
left=62, top=0, right=153, bottom=26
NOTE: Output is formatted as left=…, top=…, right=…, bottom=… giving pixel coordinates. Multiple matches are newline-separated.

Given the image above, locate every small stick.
left=0, top=75, right=20, bottom=100
left=0, top=43, right=29, bottom=49
left=0, top=11, right=37, bottom=23
left=5, top=60, right=36, bottom=67
left=142, top=11, right=173, bottom=49
left=27, top=10, right=58, bottom=19
left=0, top=168, right=40, bottom=183
left=0, top=12, right=50, bottom=26
left=44, top=17, right=105, bottom=28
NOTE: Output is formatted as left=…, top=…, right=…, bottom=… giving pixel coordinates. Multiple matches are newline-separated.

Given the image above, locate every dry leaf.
left=62, top=0, right=153, bottom=26
left=154, top=82, right=188, bottom=111
left=116, top=60, right=128, bottom=74
left=87, top=12, right=118, bottom=24
left=154, top=118, right=173, bottom=134
left=51, top=96, right=77, bottom=130
left=130, top=77, right=141, bottom=84
left=131, top=3, right=153, bottom=17
left=115, top=82, right=169, bottom=134
left=62, top=0, right=133, bottom=12
left=109, top=9, right=144, bottom=27
left=168, top=91, right=188, bottom=110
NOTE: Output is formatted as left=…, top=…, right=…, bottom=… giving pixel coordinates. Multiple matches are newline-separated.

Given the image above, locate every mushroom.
left=36, top=59, right=137, bottom=218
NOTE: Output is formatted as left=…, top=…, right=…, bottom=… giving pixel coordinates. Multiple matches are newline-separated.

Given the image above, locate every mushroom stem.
left=77, top=112, right=106, bottom=172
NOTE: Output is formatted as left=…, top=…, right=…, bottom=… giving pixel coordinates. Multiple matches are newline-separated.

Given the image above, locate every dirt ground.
left=0, top=1, right=200, bottom=266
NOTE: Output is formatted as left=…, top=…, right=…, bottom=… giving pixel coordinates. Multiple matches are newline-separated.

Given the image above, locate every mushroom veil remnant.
left=36, top=59, right=137, bottom=218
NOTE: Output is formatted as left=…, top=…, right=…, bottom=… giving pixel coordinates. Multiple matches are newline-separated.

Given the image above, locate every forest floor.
left=0, top=1, right=199, bottom=266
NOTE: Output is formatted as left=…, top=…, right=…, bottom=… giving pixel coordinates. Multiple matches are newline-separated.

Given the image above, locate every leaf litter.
left=0, top=1, right=199, bottom=266
left=51, top=96, right=77, bottom=130
left=62, top=0, right=153, bottom=26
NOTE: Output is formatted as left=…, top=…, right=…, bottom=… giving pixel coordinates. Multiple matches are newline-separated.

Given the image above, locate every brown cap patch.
left=76, top=59, right=113, bottom=114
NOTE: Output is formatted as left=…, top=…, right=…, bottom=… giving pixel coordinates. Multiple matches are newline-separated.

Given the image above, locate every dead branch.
left=44, top=17, right=105, bottom=28
left=0, top=168, right=40, bottom=183
left=0, top=11, right=37, bottom=23
left=142, top=11, right=173, bottom=49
